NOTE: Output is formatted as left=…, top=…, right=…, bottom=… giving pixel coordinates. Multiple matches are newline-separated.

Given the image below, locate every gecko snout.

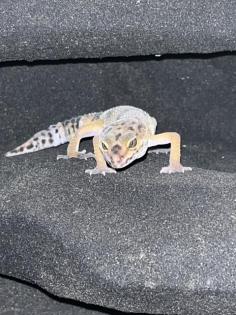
left=115, top=154, right=124, bottom=162
left=111, top=155, right=125, bottom=166
left=106, top=153, right=126, bottom=169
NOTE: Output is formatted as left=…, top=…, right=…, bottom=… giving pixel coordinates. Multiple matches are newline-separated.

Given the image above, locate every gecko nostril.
left=111, top=144, right=122, bottom=154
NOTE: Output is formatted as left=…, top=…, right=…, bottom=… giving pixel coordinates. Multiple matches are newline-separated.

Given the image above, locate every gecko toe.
left=85, top=167, right=116, bottom=175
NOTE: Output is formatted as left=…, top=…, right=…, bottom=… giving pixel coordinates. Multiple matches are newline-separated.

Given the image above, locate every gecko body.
left=5, top=105, right=192, bottom=175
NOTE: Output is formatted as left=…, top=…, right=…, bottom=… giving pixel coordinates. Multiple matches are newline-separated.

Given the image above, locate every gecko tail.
left=5, top=122, right=69, bottom=157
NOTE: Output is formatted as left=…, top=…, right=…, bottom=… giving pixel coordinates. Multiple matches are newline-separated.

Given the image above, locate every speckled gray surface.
left=0, top=0, right=236, bottom=62
left=0, top=275, right=109, bottom=315
left=1, top=149, right=236, bottom=314
left=0, top=55, right=236, bottom=314
left=1, top=276, right=236, bottom=315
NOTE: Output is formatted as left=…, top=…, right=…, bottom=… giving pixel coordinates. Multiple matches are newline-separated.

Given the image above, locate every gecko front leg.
left=148, top=132, right=192, bottom=174
left=85, top=136, right=116, bottom=176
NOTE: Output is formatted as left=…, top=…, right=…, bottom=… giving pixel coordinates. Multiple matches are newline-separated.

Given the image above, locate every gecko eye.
left=101, top=141, right=108, bottom=151
left=128, top=138, right=137, bottom=149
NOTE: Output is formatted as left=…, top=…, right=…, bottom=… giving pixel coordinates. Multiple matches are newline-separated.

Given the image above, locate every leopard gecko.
left=5, top=105, right=192, bottom=175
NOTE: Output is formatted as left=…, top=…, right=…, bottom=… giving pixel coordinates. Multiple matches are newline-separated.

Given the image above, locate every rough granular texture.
left=0, top=149, right=236, bottom=314
left=0, top=0, right=235, bottom=62
left=0, top=55, right=236, bottom=314
left=0, top=276, right=105, bottom=315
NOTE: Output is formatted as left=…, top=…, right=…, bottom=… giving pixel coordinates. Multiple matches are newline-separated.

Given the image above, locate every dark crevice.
left=0, top=51, right=235, bottom=68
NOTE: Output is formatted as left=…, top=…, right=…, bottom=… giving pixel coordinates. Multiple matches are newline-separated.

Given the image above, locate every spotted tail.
left=5, top=116, right=81, bottom=157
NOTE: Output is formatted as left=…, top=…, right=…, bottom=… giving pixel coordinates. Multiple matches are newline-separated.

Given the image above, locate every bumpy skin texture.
left=5, top=105, right=192, bottom=175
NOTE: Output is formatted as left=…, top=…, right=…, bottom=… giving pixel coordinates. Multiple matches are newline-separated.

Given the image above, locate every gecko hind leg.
left=57, top=150, right=95, bottom=161
left=58, top=120, right=104, bottom=161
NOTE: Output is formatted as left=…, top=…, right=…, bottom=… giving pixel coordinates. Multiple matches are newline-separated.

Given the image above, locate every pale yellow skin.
left=57, top=106, right=192, bottom=175
left=6, top=105, right=192, bottom=175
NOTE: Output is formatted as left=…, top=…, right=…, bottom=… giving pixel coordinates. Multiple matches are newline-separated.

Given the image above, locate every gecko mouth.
left=113, top=163, right=125, bottom=169
left=107, top=162, right=124, bottom=169
left=106, top=159, right=124, bottom=169
left=107, top=157, right=132, bottom=169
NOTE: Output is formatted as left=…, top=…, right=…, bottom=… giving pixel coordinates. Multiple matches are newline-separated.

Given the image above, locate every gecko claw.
left=85, top=167, right=117, bottom=176
left=160, top=164, right=192, bottom=174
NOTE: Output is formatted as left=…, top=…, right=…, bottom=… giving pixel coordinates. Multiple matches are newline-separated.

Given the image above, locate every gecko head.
left=99, top=120, right=148, bottom=169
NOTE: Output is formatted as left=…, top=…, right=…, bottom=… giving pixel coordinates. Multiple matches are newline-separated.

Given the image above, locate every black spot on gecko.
left=19, top=147, right=24, bottom=152
left=128, top=127, right=135, bottom=131
left=48, top=132, right=52, bottom=137
left=42, top=139, right=46, bottom=145
left=138, top=124, right=145, bottom=132
left=55, top=129, right=58, bottom=133
left=115, top=133, right=122, bottom=141
left=33, top=137, right=38, bottom=141
left=49, top=139, right=53, bottom=144
left=27, top=143, right=33, bottom=150
left=111, top=144, right=122, bottom=154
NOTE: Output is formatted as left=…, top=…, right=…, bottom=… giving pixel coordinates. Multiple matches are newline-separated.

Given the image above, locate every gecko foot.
left=57, top=155, right=69, bottom=160
left=85, top=167, right=117, bottom=176
left=78, top=151, right=95, bottom=160
left=57, top=150, right=95, bottom=161
left=149, top=148, right=170, bottom=155
left=160, top=164, right=192, bottom=174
